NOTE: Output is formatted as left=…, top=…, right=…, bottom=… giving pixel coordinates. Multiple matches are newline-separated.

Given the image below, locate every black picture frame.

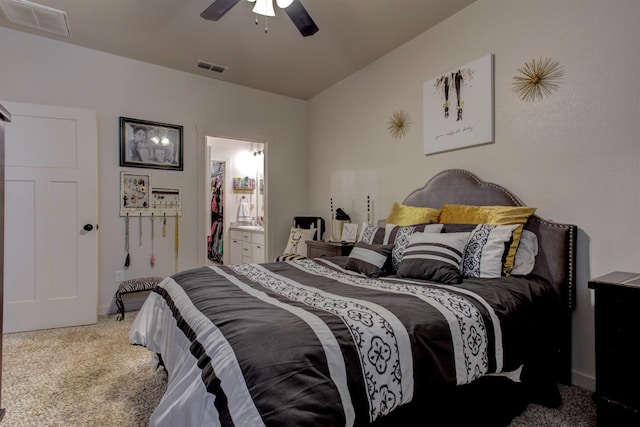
left=119, top=116, right=183, bottom=171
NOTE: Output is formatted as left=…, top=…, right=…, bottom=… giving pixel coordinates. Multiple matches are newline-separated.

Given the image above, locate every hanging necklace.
left=162, top=213, right=167, bottom=238
left=175, top=212, right=179, bottom=273
left=150, top=213, right=155, bottom=267
left=124, top=214, right=131, bottom=267
left=139, top=212, right=143, bottom=247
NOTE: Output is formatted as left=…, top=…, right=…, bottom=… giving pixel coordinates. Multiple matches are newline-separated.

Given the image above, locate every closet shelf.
left=233, top=189, right=255, bottom=194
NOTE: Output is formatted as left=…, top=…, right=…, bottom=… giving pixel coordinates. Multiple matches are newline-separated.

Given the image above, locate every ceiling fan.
left=200, top=0, right=319, bottom=37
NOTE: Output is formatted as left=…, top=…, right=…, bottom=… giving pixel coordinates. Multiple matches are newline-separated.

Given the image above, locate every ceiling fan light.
left=252, top=0, right=275, bottom=17
left=276, top=0, right=294, bottom=8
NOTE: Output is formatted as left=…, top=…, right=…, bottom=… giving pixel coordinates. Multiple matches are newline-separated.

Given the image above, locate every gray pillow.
left=345, top=242, right=394, bottom=277
left=397, top=232, right=470, bottom=284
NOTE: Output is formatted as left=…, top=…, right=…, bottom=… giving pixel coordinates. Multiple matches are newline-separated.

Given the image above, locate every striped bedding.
left=129, top=257, right=557, bottom=426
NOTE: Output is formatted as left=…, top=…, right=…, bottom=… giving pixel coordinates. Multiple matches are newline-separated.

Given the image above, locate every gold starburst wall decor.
left=512, top=58, right=564, bottom=102
left=387, top=110, right=411, bottom=139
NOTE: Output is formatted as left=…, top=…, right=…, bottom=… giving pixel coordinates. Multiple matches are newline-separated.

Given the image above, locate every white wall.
left=308, top=0, right=640, bottom=389
left=0, top=27, right=309, bottom=314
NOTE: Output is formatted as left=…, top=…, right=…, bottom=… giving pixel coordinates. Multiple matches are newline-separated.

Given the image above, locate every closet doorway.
left=208, top=161, right=225, bottom=263
left=206, top=137, right=266, bottom=265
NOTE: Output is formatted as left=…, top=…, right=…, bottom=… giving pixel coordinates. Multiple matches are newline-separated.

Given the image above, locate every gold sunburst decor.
left=387, top=110, right=411, bottom=139
left=512, top=58, right=564, bottom=102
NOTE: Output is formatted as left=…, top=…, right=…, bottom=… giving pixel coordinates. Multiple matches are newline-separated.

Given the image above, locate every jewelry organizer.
left=120, top=171, right=182, bottom=217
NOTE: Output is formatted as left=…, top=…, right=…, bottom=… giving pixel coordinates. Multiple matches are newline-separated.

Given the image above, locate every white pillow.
left=511, top=230, right=538, bottom=276
left=283, top=227, right=316, bottom=256
left=462, top=224, right=519, bottom=278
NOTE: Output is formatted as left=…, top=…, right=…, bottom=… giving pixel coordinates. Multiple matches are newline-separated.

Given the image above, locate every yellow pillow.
left=438, top=204, right=537, bottom=274
left=386, top=202, right=440, bottom=226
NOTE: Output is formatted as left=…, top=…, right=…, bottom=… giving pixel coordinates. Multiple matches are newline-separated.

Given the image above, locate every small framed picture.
left=119, top=116, right=183, bottom=171
left=341, top=223, right=358, bottom=243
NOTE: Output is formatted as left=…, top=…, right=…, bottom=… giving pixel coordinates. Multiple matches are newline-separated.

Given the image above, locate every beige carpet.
left=2, top=312, right=166, bottom=427
left=1, top=311, right=596, bottom=426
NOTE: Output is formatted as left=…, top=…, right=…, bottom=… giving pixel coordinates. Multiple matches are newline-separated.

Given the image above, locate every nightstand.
left=306, top=240, right=355, bottom=259
left=589, top=272, right=640, bottom=426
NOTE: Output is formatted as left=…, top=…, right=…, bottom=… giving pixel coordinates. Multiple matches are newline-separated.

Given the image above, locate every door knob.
left=83, top=224, right=94, bottom=232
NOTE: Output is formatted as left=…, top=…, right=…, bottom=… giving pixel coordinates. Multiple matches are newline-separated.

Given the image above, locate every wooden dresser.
left=589, top=271, right=640, bottom=426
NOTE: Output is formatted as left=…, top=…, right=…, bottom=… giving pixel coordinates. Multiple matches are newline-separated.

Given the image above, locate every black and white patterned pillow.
left=443, top=223, right=518, bottom=278
left=358, top=223, right=385, bottom=244
left=396, top=232, right=470, bottom=284
left=345, top=242, right=394, bottom=277
left=384, top=223, right=443, bottom=272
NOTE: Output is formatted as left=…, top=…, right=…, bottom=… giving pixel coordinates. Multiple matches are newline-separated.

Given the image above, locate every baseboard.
left=571, top=370, right=595, bottom=391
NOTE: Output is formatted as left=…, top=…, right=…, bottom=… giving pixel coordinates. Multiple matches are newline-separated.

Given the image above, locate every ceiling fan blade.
left=283, top=0, right=319, bottom=37
left=200, top=0, right=242, bottom=21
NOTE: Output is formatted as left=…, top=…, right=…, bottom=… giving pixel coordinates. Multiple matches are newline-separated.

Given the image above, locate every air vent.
left=196, top=59, right=228, bottom=74
left=0, top=0, right=70, bottom=37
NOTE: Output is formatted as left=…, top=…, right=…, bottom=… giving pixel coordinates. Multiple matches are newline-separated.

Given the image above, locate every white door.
left=3, top=101, right=98, bottom=333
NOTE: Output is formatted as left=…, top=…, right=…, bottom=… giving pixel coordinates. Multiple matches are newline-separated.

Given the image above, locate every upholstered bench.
left=273, top=253, right=307, bottom=262
left=115, top=276, right=163, bottom=321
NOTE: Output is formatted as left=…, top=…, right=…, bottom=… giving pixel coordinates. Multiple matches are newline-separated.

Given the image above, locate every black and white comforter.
left=130, top=257, right=557, bottom=427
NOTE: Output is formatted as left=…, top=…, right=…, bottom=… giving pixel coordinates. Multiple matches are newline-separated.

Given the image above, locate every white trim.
left=571, top=370, right=595, bottom=391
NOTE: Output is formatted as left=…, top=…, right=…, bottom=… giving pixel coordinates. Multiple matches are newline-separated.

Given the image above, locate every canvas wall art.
left=423, top=54, right=494, bottom=155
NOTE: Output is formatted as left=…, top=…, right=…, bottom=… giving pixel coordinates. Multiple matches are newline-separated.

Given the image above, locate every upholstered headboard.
left=402, top=169, right=577, bottom=312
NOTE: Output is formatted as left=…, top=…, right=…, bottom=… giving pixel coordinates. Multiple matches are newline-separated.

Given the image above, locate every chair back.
left=293, top=216, right=325, bottom=241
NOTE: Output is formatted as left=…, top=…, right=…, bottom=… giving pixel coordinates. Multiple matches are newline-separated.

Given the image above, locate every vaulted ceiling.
left=0, top=0, right=476, bottom=99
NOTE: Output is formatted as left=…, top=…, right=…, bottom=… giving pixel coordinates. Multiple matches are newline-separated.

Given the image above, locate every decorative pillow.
left=462, top=224, right=519, bottom=278
left=386, top=202, right=441, bottom=226
left=358, top=223, right=385, bottom=244
left=384, top=223, right=444, bottom=272
left=441, top=223, right=478, bottom=233
left=345, top=242, right=394, bottom=277
left=283, top=227, right=316, bottom=256
left=396, top=232, right=471, bottom=284
left=511, top=230, right=538, bottom=276
left=438, top=204, right=537, bottom=274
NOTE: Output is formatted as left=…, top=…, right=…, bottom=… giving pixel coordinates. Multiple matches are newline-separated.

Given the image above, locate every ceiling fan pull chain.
left=264, top=16, right=268, bottom=33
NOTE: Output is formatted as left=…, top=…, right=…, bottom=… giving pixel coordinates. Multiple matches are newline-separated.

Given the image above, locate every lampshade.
left=252, top=0, right=275, bottom=17
left=276, top=0, right=294, bottom=8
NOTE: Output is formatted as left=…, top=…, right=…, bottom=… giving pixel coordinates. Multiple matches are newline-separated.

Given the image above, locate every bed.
left=130, top=169, right=576, bottom=426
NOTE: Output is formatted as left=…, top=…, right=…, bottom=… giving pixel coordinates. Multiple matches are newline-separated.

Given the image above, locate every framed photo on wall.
left=119, top=116, right=183, bottom=171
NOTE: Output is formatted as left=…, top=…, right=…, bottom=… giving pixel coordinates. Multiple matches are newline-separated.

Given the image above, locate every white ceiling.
left=0, top=0, right=476, bottom=100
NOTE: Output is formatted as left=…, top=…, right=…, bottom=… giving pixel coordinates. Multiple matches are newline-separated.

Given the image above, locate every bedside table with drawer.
left=306, top=240, right=355, bottom=259
left=589, top=271, right=640, bottom=426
